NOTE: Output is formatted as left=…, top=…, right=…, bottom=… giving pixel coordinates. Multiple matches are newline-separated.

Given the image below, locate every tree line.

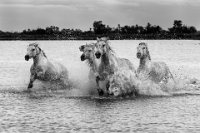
left=0, top=20, right=200, bottom=40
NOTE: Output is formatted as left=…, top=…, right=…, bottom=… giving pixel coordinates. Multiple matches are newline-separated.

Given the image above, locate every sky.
left=0, top=0, right=200, bottom=32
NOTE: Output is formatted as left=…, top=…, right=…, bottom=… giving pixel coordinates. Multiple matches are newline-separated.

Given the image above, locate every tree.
left=189, top=26, right=197, bottom=33
left=93, top=21, right=109, bottom=34
left=169, top=20, right=197, bottom=34
left=46, top=26, right=59, bottom=35
left=174, top=20, right=182, bottom=28
left=145, top=22, right=152, bottom=34
left=168, top=20, right=183, bottom=34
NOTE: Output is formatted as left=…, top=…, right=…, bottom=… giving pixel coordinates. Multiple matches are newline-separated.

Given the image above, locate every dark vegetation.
left=0, top=20, right=200, bottom=40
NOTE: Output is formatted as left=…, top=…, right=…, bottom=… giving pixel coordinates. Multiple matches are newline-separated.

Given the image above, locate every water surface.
left=1, top=40, right=200, bottom=132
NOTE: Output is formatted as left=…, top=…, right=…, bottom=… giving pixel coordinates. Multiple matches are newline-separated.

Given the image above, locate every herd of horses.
left=25, top=37, right=175, bottom=97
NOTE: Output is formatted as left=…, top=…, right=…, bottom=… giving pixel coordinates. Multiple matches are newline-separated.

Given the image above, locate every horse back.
left=150, top=61, right=172, bottom=80
left=32, top=60, right=68, bottom=81
left=151, top=61, right=168, bottom=73
left=118, top=58, right=136, bottom=72
left=47, top=61, right=68, bottom=77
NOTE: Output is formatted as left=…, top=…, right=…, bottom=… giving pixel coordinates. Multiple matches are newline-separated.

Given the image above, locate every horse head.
left=80, top=43, right=95, bottom=61
left=136, top=42, right=151, bottom=60
left=94, top=37, right=112, bottom=59
left=25, top=43, right=43, bottom=61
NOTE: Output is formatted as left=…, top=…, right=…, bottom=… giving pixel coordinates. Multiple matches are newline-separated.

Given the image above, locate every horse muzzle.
left=137, top=52, right=141, bottom=58
left=25, top=55, right=30, bottom=61
left=80, top=55, right=85, bottom=61
left=95, top=52, right=101, bottom=59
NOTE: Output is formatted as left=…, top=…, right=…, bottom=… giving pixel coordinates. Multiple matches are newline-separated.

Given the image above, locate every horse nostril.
left=137, top=52, right=141, bottom=58
left=80, top=55, right=85, bottom=61
left=25, top=55, right=29, bottom=61
left=95, top=52, right=101, bottom=59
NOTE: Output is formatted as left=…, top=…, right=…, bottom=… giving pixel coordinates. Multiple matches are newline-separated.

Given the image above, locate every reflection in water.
left=1, top=93, right=200, bottom=132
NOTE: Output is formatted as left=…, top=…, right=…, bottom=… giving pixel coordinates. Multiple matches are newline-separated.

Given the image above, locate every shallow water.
left=1, top=40, right=200, bottom=132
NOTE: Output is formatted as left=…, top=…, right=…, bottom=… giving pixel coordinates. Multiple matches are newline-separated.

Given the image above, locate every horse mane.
left=38, top=47, right=47, bottom=58
left=146, top=47, right=151, bottom=60
left=86, top=59, right=95, bottom=71
left=107, top=44, right=116, bottom=56
left=97, top=37, right=109, bottom=42
left=97, top=37, right=116, bottom=55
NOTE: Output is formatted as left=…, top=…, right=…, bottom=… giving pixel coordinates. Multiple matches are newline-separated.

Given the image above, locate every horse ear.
left=79, top=45, right=85, bottom=51
left=97, top=37, right=100, bottom=42
left=34, top=43, right=38, bottom=47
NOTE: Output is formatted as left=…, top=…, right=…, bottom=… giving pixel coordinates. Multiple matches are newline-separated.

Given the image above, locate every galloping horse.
left=25, top=43, right=69, bottom=90
left=136, top=42, right=174, bottom=83
left=94, top=37, right=137, bottom=96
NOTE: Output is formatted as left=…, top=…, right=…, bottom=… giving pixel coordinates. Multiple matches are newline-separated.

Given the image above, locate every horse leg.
left=28, top=74, right=36, bottom=90
left=133, top=87, right=139, bottom=97
left=96, top=76, right=104, bottom=96
left=106, top=81, right=110, bottom=95
left=97, top=89, right=104, bottom=96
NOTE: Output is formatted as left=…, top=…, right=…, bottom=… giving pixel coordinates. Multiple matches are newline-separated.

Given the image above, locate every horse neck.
left=87, top=57, right=96, bottom=71
left=100, top=52, right=117, bottom=71
left=101, top=53, right=111, bottom=67
left=139, top=56, right=151, bottom=69
left=33, top=52, right=47, bottom=66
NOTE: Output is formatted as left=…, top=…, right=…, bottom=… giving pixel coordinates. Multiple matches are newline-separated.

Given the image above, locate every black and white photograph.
left=1, top=0, right=200, bottom=132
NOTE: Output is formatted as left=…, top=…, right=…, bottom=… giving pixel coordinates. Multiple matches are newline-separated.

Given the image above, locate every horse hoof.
left=28, top=84, right=33, bottom=89
left=134, top=90, right=139, bottom=97
left=25, top=88, right=32, bottom=93
left=106, top=82, right=110, bottom=90
left=98, top=89, right=104, bottom=96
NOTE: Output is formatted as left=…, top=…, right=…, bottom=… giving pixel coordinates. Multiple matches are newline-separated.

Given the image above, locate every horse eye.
left=102, top=44, right=105, bottom=47
left=143, top=47, right=146, bottom=49
left=32, top=49, right=35, bottom=51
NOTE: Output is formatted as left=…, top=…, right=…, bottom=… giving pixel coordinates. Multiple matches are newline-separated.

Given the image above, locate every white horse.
left=79, top=43, right=104, bottom=95
left=136, top=42, right=174, bottom=83
left=79, top=43, right=99, bottom=79
left=25, top=43, right=69, bottom=90
left=94, top=37, right=137, bottom=96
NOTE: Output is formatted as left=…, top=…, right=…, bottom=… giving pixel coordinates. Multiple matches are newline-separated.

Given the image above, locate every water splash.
left=1, top=40, right=200, bottom=99
left=1, top=62, right=200, bottom=99
left=135, top=75, right=200, bottom=97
